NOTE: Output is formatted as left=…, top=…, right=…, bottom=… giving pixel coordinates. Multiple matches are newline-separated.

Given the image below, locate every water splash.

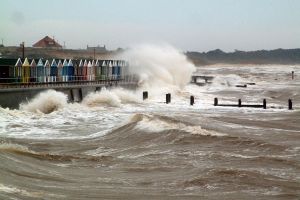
left=20, top=90, right=68, bottom=114
left=122, top=44, right=196, bottom=89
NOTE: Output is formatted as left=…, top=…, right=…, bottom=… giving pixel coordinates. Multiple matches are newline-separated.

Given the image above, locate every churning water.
left=0, top=45, right=300, bottom=199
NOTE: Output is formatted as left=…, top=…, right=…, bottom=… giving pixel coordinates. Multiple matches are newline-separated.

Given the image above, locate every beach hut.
left=91, top=60, right=96, bottom=81
left=78, top=60, right=84, bottom=81
left=50, top=59, right=58, bottom=82
left=111, top=60, right=116, bottom=80
left=72, top=60, right=79, bottom=81
left=108, top=61, right=113, bottom=80
left=117, top=60, right=122, bottom=80
left=62, top=59, right=68, bottom=82
left=15, top=58, right=23, bottom=83
left=68, top=59, right=74, bottom=81
left=95, top=60, right=101, bottom=80
left=22, top=58, right=30, bottom=83
left=56, top=60, right=63, bottom=82
left=101, top=60, right=107, bottom=80
left=44, top=60, right=50, bottom=82
left=0, top=58, right=18, bottom=83
left=30, top=59, right=37, bottom=82
left=36, top=59, right=44, bottom=82
left=83, top=60, right=88, bottom=80
left=87, top=61, right=92, bottom=81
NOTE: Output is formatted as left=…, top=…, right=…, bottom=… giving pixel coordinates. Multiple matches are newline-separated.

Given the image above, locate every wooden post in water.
left=263, top=99, right=267, bottom=109
left=238, top=99, right=242, bottom=107
left=214, top=98, right=218, bottom=106
left=190, top=96, right=194, bottom=106
left=166, top=93, right=171, bottom=104
left=292, top=71, right=294, bottom=80
left=143, top=91, right=148, bottom=100
left=288, top=99, right=293, bottom=110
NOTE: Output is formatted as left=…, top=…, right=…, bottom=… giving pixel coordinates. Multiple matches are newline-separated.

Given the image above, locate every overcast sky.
left=1, top=0, right=299, bottom=52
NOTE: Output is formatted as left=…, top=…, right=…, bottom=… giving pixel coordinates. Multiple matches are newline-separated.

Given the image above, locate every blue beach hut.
left=36, top=59, right=44, bottom=82
left=57, top=60, right=63, bottom=82
left=44, top=60, right=50, bottom=82
left=62, top=59, right=68, bottom=82
left=68, top=59, right=74, bottom=81
left=50, top=59, right=58, bottom=82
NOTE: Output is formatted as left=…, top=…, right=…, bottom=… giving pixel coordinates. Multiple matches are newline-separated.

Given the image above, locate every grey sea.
left=0, top=65, right=299, bottom=199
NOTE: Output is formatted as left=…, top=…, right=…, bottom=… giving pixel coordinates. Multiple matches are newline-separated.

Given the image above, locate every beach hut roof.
left=79, top=59, right=83, bottom=67
left=63, top=59, right=68, bottom=66
left=22, top=58, right=30, bottom=66
left=44, top=60, right=50, bottom=67
left=30, top=59, right=37, bottom=67
left=102, top=60, right=106, bottom=66
left=83, top=60, right=88, bottom=66
left=87, top=61, right=92, bottom=67
left=37, top=58, right=44, bottom=66
left=15, top=58, right=23, bottom=66
left=57, top=60, right=63, bottom=67
left=109, top=61, right=113, bottom=67
left=68, top=59, right=73, bottom=66
left=51, top=59, right=57, bottom=67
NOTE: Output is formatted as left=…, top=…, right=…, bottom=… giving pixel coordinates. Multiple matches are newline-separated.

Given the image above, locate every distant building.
left=87, top=45, right=107, bottom=53
left=33, top=36, right=62, bottom=49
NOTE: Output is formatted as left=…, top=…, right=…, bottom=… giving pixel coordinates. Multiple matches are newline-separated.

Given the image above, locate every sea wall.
left=0, top=82, right=138, bottom=109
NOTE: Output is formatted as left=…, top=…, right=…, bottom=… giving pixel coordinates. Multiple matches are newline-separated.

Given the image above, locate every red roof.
left=33, top=36, right=62, bottom=48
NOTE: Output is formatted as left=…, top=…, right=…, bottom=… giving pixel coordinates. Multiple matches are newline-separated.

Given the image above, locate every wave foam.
left=20, top=90, right=68, bottom=114
left=130, top=114, right=226, bottom=136
left=82, top=88, right=141, bottom=107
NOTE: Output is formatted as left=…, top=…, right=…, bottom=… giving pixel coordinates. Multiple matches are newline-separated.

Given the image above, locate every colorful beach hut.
left=62, top=59, right=68, bottom=82
left=87, top=61, right=92, bottom=81
left=108, top=61, right=113, bottom=80
left=22, top=58, right=30, bottom=83
left=44, top=60, right=50, bottom=82
left=15, top=58, right=23, bottom=83
left=57, top=60, right=63, bottom=82
left=117, top=60, right=122, bottom=80
left=36, top=59, right=44, bottom=82
left=68, top=59, right=74, bottom=81
left=83, top=60, right=88, bottom=80
left=95, top=60, right=101, bottom=80
left=91, top=60, right=96, bottom=81
left=30, top=59, right=37, bottom=82
left=78, top=60, right=84, bottom=80
left=50, top=59, right=58, bottom=82
left=101, top=60, right=107, bottom=80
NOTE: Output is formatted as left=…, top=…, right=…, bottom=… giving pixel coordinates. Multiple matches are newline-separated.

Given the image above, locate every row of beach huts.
left=0, top=58, right=129, bottom=84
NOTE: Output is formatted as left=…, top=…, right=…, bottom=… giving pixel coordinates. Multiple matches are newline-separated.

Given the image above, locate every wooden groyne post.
left=214, top=98, right=218, bottom=106
left=288, top=99, right=293, bottom=110
left=263, top=99, right=267, bottom=109
left=143, top=91, right=148, bottom=100
left=166, top=93, right=171, bottom=104
left=292, top=71, right=294, bottom=80
left=238, top=99, right=242, bottom=107
left=190, top=96, right=194, bottom=106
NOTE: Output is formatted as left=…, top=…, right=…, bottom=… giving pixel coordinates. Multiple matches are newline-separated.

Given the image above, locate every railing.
left=0, top=74, right=139, bottom=89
